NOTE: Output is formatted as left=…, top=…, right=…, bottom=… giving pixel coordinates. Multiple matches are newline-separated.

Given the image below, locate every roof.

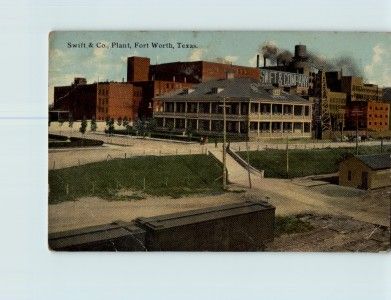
left=48, top=221, right=145, bottom=249
left=135, top=200, right=275, bottom=230
left=383, top=87, right=391, bottom=101
left=156, top=77, right=310, bottom=103
left=354, top=153, right=391, bottom=170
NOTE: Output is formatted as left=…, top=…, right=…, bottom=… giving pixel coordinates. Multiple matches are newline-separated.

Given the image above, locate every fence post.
left=92, top=182, right=95, bottom=193
left=65, top=183, right=69, bottom=195
left=143, top=177, right=146, bottom=190
left=78, top=159, right=80, bottom=167
left=125, top=153, right=127, bottom=159
left=52, top=160, right=55, bottom=170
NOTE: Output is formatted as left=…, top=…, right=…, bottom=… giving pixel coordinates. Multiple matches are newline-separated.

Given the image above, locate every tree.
left=58, top=118, right=64, bottom=135
left=107, top=118, right=115, bottom=135
left=117, top=117, right=123, bottom=127
left=90, top=116, right=97, bottom=132
left=68, top=113, right=74, bottom=134
left=167, top=123, right=174, bottom=140
left=68, top=114, right=73, bottom=127
left=79, top=117, right=87, bottom=135
left=185, top=123, right=193, bottom=141
left=146, top=118, right=157, bottom=136
left=122, top=117, right=130, bottom=135
left=134, top=119, right=145, bottom=136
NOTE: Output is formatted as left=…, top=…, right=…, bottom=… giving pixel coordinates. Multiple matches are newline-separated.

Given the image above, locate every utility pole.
left=286, top=134, right=289, bottom=177
left=219, top=97, right=230, bottom=190
left=245, top=135, right=252, bottom=188
left=356, top=112, right=359, bottom=155
left=352, top=108, right=362, bottom=155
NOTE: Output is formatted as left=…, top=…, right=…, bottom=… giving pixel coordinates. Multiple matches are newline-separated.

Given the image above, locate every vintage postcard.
left=48, top=31, right=390, bottom=252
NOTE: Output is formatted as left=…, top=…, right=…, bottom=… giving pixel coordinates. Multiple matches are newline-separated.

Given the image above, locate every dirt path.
left=48, top=193, right=245, bottom=233
left=210, top=148, right=390, bottom=227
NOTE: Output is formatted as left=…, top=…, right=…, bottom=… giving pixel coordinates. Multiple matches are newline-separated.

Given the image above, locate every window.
left=348, top=171, right=352, bottom=181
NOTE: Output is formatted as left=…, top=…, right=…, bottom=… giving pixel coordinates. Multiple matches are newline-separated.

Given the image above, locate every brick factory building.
left=153, top=77, right=313, bottom=140
left=127, top=56, right=260, bottom=118
left=148, top=60, right=260, bottom=83
left=345, top=100, right=390, bottom=132
left=53, top=78, right=142, bottom=121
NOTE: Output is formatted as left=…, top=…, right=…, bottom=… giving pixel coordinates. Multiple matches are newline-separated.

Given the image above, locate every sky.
left=49, top=31, right=391, bottom=103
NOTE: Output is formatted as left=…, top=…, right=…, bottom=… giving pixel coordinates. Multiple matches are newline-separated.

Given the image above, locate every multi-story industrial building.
left=52, top=57, right=262, bottom=121
left=53, top=78, right=143, bottom=121
left=127, top=56, right=260, bottom=118
left=153, top=77, right=313, bottom=140
left=345, top=100, right=390, bottom=132
left=148, top=60, right=260, bottom=83
left=341, top=76, right=383, bottom=102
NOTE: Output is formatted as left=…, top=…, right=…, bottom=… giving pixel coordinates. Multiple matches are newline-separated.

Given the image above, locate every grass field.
left=49, top=154, right=223, bottom=204
left=238, top=145, right=391, bottom=178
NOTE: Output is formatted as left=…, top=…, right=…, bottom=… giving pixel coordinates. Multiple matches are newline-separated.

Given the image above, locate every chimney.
left=256, top=54, right=260, bottom=68
left=173, top=75, right=176, bottom=82
left=184, top=76, right=187, bottom=83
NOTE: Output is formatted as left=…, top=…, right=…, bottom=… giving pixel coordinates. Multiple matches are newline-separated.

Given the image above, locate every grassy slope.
left=239, top=145, right=391, bottom=178
left=49, top=154, right=223, bottom=204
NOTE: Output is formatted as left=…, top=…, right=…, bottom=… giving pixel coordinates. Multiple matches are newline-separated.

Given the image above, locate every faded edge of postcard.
left=48, top=31, right=391, bottom=252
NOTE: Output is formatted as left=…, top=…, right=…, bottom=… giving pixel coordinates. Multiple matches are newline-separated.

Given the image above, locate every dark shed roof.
left=355, top=153, right=391, bottom=170
left=135, top=200, right=274, bottom=230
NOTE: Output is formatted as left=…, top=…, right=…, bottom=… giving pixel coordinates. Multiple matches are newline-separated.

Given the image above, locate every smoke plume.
left=276, top=50, right=293, bottom=66
left=257, top=41, right=362, bottom=76
left=259, top=41, right=278, bottom=64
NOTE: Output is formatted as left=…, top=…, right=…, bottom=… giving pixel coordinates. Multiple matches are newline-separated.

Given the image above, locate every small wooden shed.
left=339, top=153, right=391, bottom=190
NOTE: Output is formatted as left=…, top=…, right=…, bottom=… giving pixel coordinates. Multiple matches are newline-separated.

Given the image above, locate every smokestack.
left=264, top=57, right=266, bottom=67
left=256, top=55, right=260, bottom=68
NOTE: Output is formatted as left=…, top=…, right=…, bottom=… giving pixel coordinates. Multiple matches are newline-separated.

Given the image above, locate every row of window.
left=98, top=89, right=108, bottom=96
left=98, top=98, right=108, bottom=106
left=368, top=122, right=387, bottom=126
left=97, top=107, right=108, bottom=113
left=369, top=106, right=388, bottom=111
left=368, top=114, right=387, bottom=118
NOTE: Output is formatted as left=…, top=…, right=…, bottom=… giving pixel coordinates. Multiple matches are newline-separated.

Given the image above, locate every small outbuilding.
left=339, top=153, right=391, bottom=190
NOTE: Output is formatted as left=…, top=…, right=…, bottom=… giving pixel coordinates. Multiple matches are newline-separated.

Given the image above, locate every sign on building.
left=260, top=69, right=309, bottom=87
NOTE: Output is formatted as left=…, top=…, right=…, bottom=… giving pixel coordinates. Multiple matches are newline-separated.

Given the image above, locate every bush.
left=49, top=134, right=68, bottom=141
left=49, top=136, right=104, bottom=148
